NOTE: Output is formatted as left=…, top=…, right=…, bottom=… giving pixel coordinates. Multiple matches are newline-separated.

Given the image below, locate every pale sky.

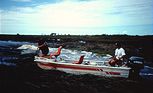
left=0, top=0, right=153, bottom=35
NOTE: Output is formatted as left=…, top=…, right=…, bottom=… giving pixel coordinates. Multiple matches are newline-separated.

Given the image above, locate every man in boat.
left=37, top=38, right=49, bottom=57
left=109, top=42, right=126, bottom=66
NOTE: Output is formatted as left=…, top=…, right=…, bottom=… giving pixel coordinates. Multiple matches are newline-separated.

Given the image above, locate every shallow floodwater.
left=0, top=40, right=153, bottom=80
left=0, top=40, right=153, bottom=93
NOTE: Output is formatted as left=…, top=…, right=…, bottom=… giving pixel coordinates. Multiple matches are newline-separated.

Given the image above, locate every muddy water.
left=0, top=40, right=153, bottom=93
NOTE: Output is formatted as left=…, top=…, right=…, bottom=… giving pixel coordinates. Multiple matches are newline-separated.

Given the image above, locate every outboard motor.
left=127, top=56, right=144, bottom=78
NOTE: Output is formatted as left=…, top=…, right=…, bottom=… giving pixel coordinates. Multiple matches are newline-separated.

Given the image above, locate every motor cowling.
left=127, top=56, right=144, bottom=78
left=128, top=56, right=144, bottom=69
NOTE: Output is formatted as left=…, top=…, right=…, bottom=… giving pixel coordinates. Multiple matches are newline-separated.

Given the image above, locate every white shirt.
left=115, top=48, right=126, bottom=60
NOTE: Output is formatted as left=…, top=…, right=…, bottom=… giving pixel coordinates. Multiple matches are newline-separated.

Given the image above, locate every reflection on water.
left=140, top=66, right=153, bottom=80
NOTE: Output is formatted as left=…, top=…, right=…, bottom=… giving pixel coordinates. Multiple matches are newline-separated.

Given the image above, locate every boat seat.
left=73, top=55, right=84, bottom=64
left=50, top=46, right=62, bottom=58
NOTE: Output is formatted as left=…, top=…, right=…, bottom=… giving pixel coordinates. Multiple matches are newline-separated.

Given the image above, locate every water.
left=0, top=40, right=153, bottom=80
left=1, top=40, right=153, bottom=93
left=140, top=66, right=153, bottom=80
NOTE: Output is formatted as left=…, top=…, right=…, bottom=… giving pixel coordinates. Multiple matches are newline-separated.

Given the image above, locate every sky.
left=0, top=0, right=153, bottom=35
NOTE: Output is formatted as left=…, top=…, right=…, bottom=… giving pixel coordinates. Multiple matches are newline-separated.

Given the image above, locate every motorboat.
left=34, top=55, right=132, bottom=78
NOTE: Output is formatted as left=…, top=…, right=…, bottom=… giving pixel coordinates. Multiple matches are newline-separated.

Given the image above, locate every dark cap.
left=115, top=42, right=121, bottom=47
